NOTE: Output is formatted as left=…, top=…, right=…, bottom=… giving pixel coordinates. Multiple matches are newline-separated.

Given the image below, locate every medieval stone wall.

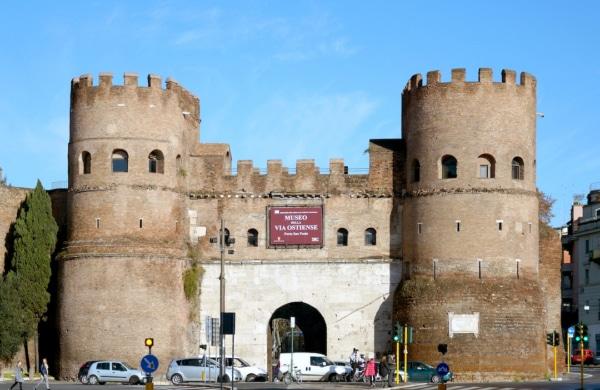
left=0, top=186, right=29, bottom=272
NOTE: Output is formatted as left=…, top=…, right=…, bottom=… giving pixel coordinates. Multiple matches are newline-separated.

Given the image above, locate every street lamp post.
left=219, top=218, right=225, bottom=389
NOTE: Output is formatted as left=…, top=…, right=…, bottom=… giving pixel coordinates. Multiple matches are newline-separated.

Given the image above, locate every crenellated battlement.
left=70, top=72, right=200, bottom=123
left=403, top=68, right=536, bottom=94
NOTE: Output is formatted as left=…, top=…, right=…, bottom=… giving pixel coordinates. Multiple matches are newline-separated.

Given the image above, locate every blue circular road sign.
left=141, top=354, right=159, bottom=374
left=436, top=362, right=449, bottom=376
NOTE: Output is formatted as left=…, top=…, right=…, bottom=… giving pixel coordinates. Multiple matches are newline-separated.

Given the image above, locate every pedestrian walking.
left=387, top=354, right=395, bottom=387
left=379, top=354, right=389, bottom=387
left=34, top=358, right=50, bottom=390
left=9, top=361, right=23, bottom=390
left=365, top=354, right=377, bottom=387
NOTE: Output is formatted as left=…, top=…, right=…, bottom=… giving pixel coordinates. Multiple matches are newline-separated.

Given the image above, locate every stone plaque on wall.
left=448, top=312, right=479, bottom=338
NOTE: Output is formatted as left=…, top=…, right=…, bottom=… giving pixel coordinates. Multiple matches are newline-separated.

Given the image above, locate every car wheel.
left=99, top=382, right=106, bottom=385
left=79, top=375, right=89, bottom=384
left=88, top=375, right=99, bottom=385
left=218, top=374, right=230, bottom=383
left=328, top=373, right=338, bottom=382
left=170, top=374, right=183, bottom=385
left=431, top=375, right=441, bottom=383
left=129, top=376, right=140, bottom=385
left=245, top=374, right=256, bottom=382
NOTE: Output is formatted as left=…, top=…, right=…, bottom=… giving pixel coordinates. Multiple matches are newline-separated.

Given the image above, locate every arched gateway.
left=267, top=302, right=327, bottom=378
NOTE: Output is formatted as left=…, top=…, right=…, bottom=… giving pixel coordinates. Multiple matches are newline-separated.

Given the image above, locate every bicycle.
left=282, top=366, right=303, bottom=384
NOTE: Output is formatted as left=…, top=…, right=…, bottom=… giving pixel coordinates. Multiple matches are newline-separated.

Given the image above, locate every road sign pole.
left=567, top=335, right=571, bottom=373
left=553, top=345, right=557, bottom=379
left=403, top=324, right=408, bottom=383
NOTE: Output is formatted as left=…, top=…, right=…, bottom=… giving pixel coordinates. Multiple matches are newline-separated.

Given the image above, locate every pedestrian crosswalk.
left=391, top=384, right=526, bottom=390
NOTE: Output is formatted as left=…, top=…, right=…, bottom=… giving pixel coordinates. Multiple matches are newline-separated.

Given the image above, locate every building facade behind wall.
left=0, top=68, right=558, bottom=381
left=562, top=187, right=600, bottom=358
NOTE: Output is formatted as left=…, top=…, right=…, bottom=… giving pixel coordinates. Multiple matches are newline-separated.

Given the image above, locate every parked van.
left=279, top=352, right=350, bottom=382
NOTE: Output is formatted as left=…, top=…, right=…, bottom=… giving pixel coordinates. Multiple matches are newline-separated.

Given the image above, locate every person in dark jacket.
left=9, top=361, right=23, bottom=390
left=379, top=354, right=389, bottom=387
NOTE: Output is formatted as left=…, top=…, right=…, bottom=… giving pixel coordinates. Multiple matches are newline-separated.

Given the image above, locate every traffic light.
left=393, top=322, right=402, bottom=342
left=553, top=331, right=560, bottom=347
left=575, top=323, right=589, bottom=344
left=546, top=332, right=553, bottom=345
left=145, top=338, right=154, bottom=348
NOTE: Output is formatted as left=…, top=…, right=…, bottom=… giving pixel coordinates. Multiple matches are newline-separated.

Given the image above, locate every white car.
left=166, top=356, right=242, bottom=384
left=86, top=360, right=146, bottom=385
left=279, top=352, right=351, bottom=382
left=210, top=356, right=267, bottom=382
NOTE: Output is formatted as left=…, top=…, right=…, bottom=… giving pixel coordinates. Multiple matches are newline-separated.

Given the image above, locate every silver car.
left=86, top=360, right=146, bottom=385
left=166, top=356, right=242, bottom=384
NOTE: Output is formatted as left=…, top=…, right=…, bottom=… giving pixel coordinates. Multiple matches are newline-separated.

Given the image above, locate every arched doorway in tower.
left=266, top=302, right=327, bottom=380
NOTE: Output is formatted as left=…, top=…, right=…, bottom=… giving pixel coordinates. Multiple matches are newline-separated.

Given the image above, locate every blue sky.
left=0, top=0, right=598, bottom=226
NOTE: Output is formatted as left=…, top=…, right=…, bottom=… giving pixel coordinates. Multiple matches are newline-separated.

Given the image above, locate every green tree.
left=0, top=274, right=23, bottom=362
left=10, top=180, right=58, bottom=338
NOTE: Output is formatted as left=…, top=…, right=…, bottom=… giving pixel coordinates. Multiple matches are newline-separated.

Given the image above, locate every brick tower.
left=57, top=73, right=198, bottom=378
left=398, top=68, right=545, bottom=380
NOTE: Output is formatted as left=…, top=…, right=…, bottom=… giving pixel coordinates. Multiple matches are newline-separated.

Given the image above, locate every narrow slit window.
left=516, top=259, right=521, bottom=279
left=139, top=218, right=143, bottom=229
left=477, top=259, right=482, bottom=279
left=417, top=223, right=422, bottom=235
left=96, top=218, right=100, bottom=229
left=497, top=220, right=503, bottom=231
left=528, top=222, right=532, bottom=233
left=456, top=221, right=461, bottom=232
left=433, top=259, right=438, bottom=280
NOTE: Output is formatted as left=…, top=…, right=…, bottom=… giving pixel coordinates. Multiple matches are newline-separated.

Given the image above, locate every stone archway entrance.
left=266, top=302, right=327, bottom=380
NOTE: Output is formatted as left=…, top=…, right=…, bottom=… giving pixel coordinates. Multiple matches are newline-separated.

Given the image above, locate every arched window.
left=224, top=228, right=231, bottom=247
left=337, top=228, right=348, bottom=246
left=247, top=229, right=258, bottom=247
left=478, top=154, right=496, bottom=179
left=512, top=157, right=524, bottom=180
left=80, top=151, right=91, bottom=174
left=112, top=149, right=128, bottom=172
left=148, top=150, right=164, bottom=174
left=412, top=159, right=420, bottom=182
left=364, top=228, right=376, bottom=246
left=441, top=155, right=457, bottom=179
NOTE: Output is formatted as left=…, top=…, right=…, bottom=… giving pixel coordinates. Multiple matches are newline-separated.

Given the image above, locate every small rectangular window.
left=139, top=218, right=143, bottom=229
left=96, top=218, right=100, bottom=229
left=456, top=221, right=461, bottom=232
left=417, top=222, right=422, bottom=235
left=496, top=220, right=503, bottom=231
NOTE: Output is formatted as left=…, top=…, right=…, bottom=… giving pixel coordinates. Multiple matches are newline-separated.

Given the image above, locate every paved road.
left=2, top=374, right=600, bottom=390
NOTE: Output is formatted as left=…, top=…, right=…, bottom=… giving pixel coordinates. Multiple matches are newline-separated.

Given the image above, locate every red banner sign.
left=268, top=207, right=323, bottom=246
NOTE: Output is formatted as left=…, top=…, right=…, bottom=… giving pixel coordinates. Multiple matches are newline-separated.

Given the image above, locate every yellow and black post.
left=403, top=324, right=408, bottom=383
left=144, top=338, right=154, bottom=390
left=393, top=322, right=401, bottom=384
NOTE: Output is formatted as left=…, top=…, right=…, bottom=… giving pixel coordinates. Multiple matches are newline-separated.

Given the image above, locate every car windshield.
left=234, top=358, right=250, bottom=367
left=324, top=357, right=335, bottom=365
left=122, top=362, right=135, bottom=370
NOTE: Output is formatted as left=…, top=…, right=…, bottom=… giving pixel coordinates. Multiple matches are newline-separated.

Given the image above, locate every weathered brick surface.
left=0, top=186, right=29, bottom=271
